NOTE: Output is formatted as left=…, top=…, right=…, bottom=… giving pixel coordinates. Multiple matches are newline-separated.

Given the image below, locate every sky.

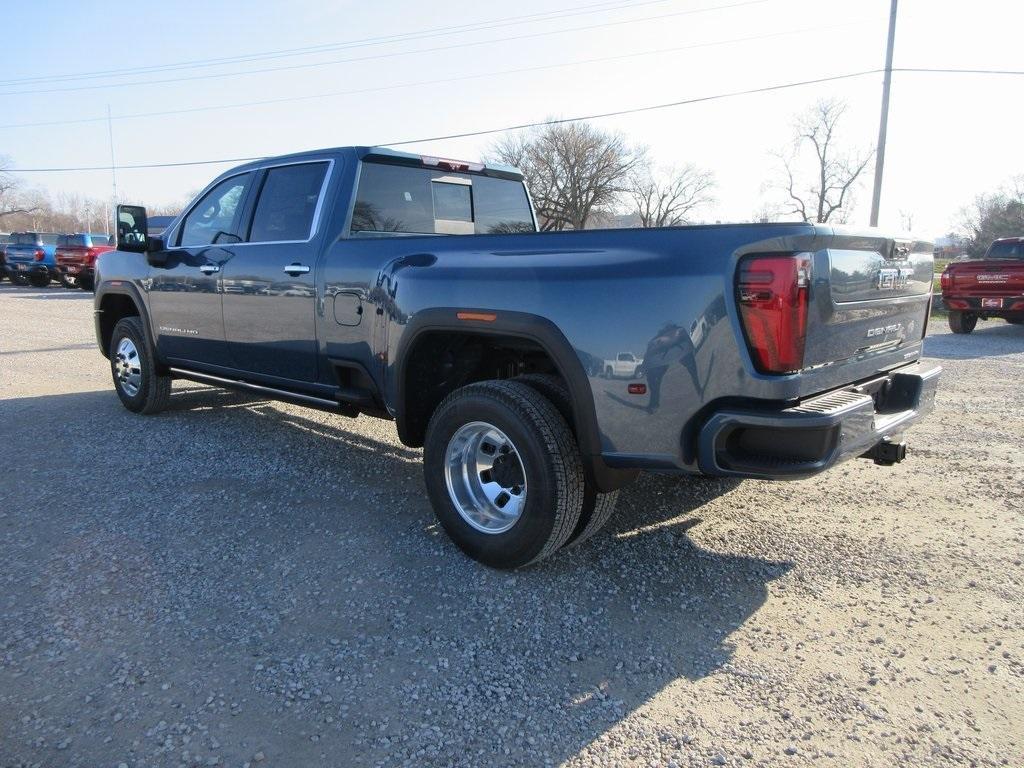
left=1, top=0, right=1021, bottom=237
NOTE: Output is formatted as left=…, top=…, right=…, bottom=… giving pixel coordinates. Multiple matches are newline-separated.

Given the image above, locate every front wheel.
left=423, top=380, right=584, bottom=569
left=109, top=316, right=171, bottom=414
left=948, top=310, right=977, bottom=334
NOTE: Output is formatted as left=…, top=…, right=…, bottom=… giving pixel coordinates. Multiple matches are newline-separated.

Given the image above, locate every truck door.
left=149, top=172, right=253, bottom=366
left=220, top=160, right=331, bottom=383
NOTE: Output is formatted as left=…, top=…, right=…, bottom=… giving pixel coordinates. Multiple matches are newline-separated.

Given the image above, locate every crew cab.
left=55, top=232, right=114, bottom=290
left=5, top=232, right=60, bottom=287
left=95, top=146, right=941, bottom=568
left=940, top=237, right=1024, bottom=332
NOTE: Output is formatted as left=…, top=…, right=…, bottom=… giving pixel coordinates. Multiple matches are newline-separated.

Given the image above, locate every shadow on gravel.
left=0, top=342, right=97, bottom=356
left=924, top=323, right=1024, bottom=359
left=0, top=287, right=92, bottom=299
left=0, top=385, right=792, bottom=767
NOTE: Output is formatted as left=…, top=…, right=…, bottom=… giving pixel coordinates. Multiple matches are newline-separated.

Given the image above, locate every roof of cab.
left=221, top=146, right=523, bottom=181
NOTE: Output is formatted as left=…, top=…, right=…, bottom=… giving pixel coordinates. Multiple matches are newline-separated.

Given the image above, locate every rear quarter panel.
left=327, top=224, right=838, bottom=469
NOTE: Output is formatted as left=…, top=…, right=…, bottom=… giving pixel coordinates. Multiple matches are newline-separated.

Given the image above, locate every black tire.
left=423, top=380, right=584, bottom=569
left=79, top=276, right=95, bottom=292
left=1006, top=317, right=1023, bottom=325
left=28, top=270, right=51, bottom=288
left=948, top=310, right=977, bottom=334
left=8, top=270, right=27, bottom=286
left=108, top=316, right=171, bottom=415
left=515, top=373, right=620, bottom=548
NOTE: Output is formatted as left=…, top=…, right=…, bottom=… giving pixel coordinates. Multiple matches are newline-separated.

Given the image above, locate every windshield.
left=982, top=240, right=1024, bottom=260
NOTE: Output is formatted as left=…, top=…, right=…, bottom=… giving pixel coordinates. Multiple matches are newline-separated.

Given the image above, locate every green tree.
left=959, top=177, right=1024, bottom=257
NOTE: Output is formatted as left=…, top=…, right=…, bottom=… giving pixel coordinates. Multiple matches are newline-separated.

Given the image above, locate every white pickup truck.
left=603, top=352, right=642, bottom=378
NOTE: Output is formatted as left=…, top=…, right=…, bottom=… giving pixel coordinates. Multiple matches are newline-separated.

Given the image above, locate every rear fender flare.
left=392, top=307, right=636, bottom=492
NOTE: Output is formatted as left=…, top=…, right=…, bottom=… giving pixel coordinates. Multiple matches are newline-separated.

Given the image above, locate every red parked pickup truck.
left=941, top=237, right=1024, bottom=333
left=55, top=233, right=114, bottom=291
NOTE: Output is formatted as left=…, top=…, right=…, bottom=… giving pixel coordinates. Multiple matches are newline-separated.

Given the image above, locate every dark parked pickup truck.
left=95, top=146, right=941, bottom=568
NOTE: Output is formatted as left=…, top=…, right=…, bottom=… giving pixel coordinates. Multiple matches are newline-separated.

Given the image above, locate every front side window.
left=248, top=162, right=328, bottom=243
left=350, top=162, right=534, bottom=236
left=179, top=173, right=252, bottom=247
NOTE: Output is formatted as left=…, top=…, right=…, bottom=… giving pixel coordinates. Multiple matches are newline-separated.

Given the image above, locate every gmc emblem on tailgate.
left=876, top=267, right=911, bottom=290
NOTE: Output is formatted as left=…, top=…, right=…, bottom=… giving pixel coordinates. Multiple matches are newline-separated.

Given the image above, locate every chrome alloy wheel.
left=114, top=337, right=143, bottom=397
left=444, top=421, right=528, bottom=534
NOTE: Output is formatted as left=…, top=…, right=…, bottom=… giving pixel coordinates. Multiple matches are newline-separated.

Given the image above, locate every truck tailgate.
left=944, top=259, right=1024, bottom=296
left=803, top=233, right=934, bottom=368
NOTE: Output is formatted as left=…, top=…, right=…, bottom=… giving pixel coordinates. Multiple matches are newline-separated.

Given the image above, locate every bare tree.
left=772, top=99, right=872, bottom=224
left=0, top=158, right=38, bottom=222
left=489, top=121, right=641, bottom=230
left=627, top=162, right=714, bottom=228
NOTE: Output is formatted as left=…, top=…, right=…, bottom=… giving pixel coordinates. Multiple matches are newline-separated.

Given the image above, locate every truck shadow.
left=924, top=324, right=1024, bottom=359
left=1, top=385, right=791, bottom=767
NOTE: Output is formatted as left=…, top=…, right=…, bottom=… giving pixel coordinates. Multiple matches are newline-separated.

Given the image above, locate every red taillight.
left=85, top=247, right=99, bottom=264
left=34, top=249, right=44, bottom=261
left=736, top=254, right=811, bottom=374
left=940, top=270, right=952, bottom=290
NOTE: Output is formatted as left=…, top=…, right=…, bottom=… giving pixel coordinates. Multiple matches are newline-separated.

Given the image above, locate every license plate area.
left=981, top=297, right=1003, bottom=309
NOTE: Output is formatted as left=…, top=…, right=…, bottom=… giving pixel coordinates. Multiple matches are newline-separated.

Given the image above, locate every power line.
left=0, top=0, right=675, bottom=87
left=0, top=0, right=772, bottom=96
left=6, top=70, right=884, bottom=172
left=0, top=19, right=876, bottom=131
left=893, top=66, right=1024, bottom=76
left=9, top=66, right=1021, bottom=174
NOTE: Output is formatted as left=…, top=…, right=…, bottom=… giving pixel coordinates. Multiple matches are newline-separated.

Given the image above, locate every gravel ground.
left=0, top=283, right=1021, bottom=768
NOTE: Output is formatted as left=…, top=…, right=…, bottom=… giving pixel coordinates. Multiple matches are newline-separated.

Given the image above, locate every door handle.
left=199, top=264, right=220, bottom=274
left=284, top=263, right=311, bottom=275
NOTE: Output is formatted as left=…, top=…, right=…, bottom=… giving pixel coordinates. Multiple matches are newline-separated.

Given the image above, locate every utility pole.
left=869, top=0, right=898, bottom=227
left=107, top=104, right=117, bottom=236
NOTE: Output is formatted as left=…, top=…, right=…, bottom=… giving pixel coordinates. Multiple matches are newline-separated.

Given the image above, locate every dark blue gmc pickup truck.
left=97, top=146, right=940, bottom=568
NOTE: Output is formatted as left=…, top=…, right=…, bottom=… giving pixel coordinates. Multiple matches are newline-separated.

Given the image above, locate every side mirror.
left=116, top=204, right=150, bottom=254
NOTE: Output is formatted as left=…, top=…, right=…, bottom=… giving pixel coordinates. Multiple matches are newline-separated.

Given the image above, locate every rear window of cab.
left=350, top=162, right=534, bottom=237
left=983, top=241, right=1024, bottom=260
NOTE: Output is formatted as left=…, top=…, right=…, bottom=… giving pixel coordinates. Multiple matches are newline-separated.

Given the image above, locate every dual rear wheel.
left=424, top=377, right=619, bottom=569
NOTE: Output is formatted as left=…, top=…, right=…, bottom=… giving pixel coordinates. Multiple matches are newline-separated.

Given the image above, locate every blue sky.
left=1, top=0, right=1021, bottom=235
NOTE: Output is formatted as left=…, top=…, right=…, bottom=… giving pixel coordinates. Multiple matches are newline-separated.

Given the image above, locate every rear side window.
left=248, top=162, right=328, bottom=243
left=179, top=173, right=252, bottom=247
left=13, top=233, right=36, bottom=245
left=350, top=162, right=534, bottom=236
left=983, top=241, right=1024, bottom=260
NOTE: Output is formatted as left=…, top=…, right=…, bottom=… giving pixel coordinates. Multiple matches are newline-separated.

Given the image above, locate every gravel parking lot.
left=1, top=284, right=1021, bottom=768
